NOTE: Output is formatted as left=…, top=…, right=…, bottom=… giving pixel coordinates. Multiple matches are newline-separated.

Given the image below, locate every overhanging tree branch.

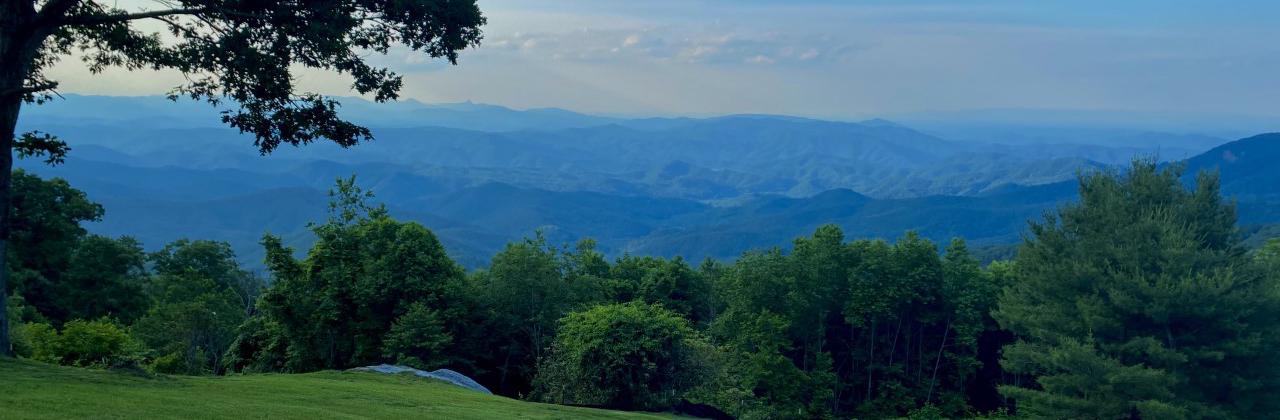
left=36, top=0, right=81, bottom=19
left=1, top=0, right=484, bottom=361
left=61, top=8, right=211, bottom=26
left=0, top=82, right=59, bottom=99
left=33, top=0, right=82, bottom=29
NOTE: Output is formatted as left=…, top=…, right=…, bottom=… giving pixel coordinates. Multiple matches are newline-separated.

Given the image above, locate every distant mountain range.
left=14, top=95, right=1276, bottom=268
left=22, top=96, right=1222, bottom=198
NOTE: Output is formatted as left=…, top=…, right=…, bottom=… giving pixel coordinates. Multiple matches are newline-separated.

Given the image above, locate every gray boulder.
left=351, top=364, right=492, bottom=395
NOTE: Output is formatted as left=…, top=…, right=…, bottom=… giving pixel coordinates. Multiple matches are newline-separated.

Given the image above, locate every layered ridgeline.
left=17, top=95, right=1271, bottom=267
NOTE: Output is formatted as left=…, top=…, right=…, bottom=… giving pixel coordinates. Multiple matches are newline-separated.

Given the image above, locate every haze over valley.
left=7, top=1, right=1280, bottom=418
left=18, top=95, right=1277, bottom=268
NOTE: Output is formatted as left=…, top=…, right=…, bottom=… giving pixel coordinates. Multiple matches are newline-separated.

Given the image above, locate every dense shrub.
left=222, top=316, right=289, bottom=373
left=6, top=294, right=36, bottom=357
left=533, top=302, right=706, bottom=410
left=23, top=319, right=142, bottom=368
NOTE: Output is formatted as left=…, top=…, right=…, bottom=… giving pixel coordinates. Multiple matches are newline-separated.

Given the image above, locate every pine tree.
left=994, top=161, right=1280, bottom=419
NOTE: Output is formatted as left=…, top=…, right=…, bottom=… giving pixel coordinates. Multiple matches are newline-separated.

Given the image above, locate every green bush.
left=7, top=294, right=36, bottom=357
left=150, top=352, right=186, bottom=374
left=532, top=302, right=707, bottom=411
left=21, top=322, right=59, bottom=362
left=222, top=316, right=289, bottom=374
left=10, top=327, right=33, bottom=358
left=22, top=319, right=142, bottom=368
left=901, top=405, right=945, bottom=420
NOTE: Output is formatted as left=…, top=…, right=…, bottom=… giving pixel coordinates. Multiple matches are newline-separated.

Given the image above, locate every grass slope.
left=0, top=359, right=677, bottom=420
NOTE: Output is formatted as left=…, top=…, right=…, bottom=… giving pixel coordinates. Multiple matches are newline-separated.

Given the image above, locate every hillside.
left=0, top=359, right=678, bottom=420
left=1179, top=133, right=1280, bottom=225
left=14, top=133, right=1276, bottom=268
left=12, top=96, right=1274, bottom=267
left=19, top=96, right=1158, bottom=200
left=1184, top=133, right=1280, bottom=197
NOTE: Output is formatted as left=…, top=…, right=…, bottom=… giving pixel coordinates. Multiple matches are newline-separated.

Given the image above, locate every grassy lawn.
left=0, top=359, right=679, bottom=419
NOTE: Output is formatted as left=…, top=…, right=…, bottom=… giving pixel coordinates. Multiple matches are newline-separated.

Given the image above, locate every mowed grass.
left=0, top=359, right=679, bottom=419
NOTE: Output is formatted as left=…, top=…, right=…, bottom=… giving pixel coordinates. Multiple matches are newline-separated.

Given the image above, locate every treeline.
left=6, top=163, right=1280, bottom=419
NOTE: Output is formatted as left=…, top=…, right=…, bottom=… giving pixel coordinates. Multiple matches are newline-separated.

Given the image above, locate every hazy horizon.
left=32, top=92, right=1279, bottom=138
left=42, top=0, right=1280, bottom=126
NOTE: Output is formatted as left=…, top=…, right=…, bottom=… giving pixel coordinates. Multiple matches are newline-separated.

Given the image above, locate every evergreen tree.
left=1257, top=238, right=1280, bottom=269
left=994, top=161, right=1280, bottom=418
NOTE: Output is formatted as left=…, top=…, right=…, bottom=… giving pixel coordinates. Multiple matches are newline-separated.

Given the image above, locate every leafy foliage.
left=382, top=301, right=451, bottom=370
left=6, top=170, right=146, bottom=325
left=7, top=163, right=1280, bottom=419
left=533, top=302, right=702, bottom=410
left=53, top=235, right=149, bottom=324
left=0, top=0, right=487, bottom=358
left=250, top=177, right=466, bottom=371
left=13, top=131, right=69, bottom=165
left=704, top=226, right=1003, bottom=419
left=608, top=256, right=714, bottom=327
left=22, top=318, right=141, bottom=368
left=6, top=0, right=485, bottom=149
left=466, top=233, right=576, bottom=395
left=463, top=235, right=719, bottom=397
left=134, top=240, right=258, bottom=375
left=6, top=170, right=101, bottom=318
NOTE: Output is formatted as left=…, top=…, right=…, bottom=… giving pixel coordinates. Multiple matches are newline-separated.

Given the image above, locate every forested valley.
left=4, top=1, right=1280, bottom=419
left=7, top=159, right=1280, bottom=419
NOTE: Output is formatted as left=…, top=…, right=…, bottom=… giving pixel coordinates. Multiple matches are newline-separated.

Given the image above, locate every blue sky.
left=50, top=0, right=1280, bottom=121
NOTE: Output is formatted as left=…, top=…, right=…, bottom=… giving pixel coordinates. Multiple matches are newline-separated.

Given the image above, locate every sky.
left=46, top=0, right=1280, bottom=122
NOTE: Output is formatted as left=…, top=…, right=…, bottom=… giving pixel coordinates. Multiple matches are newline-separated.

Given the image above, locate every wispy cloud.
left=476, top=25, right=861, bottom=66
left=43, top=0, right=1280, bottom=121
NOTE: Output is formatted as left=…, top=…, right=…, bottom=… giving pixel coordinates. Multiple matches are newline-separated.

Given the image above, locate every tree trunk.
left=887, top=313, right=904, bottom=367
left=865, top=318, right=876, bottom=402
left=917, top=324, right=924, bottom=384
left=926, top=318, right=952, bottom=403
left=902, top=322, right=911, bottom=378
left=0, top=90, right=15, bottom=358
left=498, top=347, right=513, bottom=395
left=0, top=0, right=34, bottom=357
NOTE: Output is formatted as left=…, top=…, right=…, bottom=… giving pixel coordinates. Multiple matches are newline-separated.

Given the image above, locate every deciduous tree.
left=254, top=177, right=466, bottom=371
left=0, top=0, right=485, bottom=356
left=533, top=302, right=703, bottom=410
